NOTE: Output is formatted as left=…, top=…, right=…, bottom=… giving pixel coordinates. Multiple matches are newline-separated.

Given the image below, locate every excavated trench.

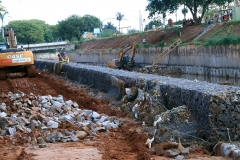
left=34, top=60, right=240, bottom=148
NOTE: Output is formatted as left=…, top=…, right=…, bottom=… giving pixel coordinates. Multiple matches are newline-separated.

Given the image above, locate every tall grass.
left=223, top=20, right=240, bottom=25
left=211, top=29, right=224, bottom=36
left=153, top=40, right=165, bottom=48
left=202, top=35, right=240, bottom=46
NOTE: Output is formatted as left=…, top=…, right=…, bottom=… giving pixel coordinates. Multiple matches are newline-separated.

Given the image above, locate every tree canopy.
left=147, top=20, right=162, bottom=30
left=103, top=22, right=117, bottom=30
left=8, top=20, right=45, bottom=44
left=0, top=0, right=5, bottom=12
left=116, top=12, right=124, bottom=32
left=56, top=14, right=101, bottom=41
left=0, top=11, right=8, bottom=27
left=146, top=0, right=232, bottom=24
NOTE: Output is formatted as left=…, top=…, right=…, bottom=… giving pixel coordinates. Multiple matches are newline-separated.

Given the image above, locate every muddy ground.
left=0, top=69, right=230, bottom=160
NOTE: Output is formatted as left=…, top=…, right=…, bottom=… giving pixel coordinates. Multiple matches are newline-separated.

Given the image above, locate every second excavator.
left=107, top=41, right=136, bottom=70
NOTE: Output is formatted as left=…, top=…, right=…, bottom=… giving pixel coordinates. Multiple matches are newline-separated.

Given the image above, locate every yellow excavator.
left=108, top=41, right=136, bottom=70
left=152, top=38, right=182, bottom=66
left=145, top=38, right=182, bottom=69
left=0, top=28, right=36, bottom=80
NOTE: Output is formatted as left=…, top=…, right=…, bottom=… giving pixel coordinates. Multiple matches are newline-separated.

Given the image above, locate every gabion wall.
left=34, top=60, right=240, bottom=144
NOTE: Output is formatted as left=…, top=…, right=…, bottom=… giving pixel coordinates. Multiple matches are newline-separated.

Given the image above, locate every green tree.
left=147, top=20, right=162, bottom=30
left=103, top=22, right=117, bottom=30
left=128, top=29, right=138, bottom=34
left=29, top=19, right=48, bottom=31
left=198, top=3, right=220, bottom=20
left=0, top=35, right=4, bottom=42
left=44, top=29, right=54, bottom=42
left=57, top=15, right=83, bottom=41
left=8, top=20, right=45, bottom=44
left=56, top=14, right=101, bottom=41
left=116, top=12, right=124, bottom=32
left=81, top=14, right=101, bottom=37
left=146, top=0, right=232, bottom=25
left=0, top=0, right=5, bottom=12
left=0, top=11, right=8, bottom=27
left=28, top=19, right=55, bottom=42
left=101, top=29, right=116, bottom=38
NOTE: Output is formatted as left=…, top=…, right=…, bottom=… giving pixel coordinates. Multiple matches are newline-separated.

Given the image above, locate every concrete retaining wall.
left=34, top=59, right=240, bottom=144
left=34, top=44, right=240, bottom=78
left=73, top=44, right=240, bottom=78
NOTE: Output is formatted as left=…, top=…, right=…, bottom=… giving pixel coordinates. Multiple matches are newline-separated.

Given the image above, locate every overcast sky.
left=2, top=0, right=191, bottom=32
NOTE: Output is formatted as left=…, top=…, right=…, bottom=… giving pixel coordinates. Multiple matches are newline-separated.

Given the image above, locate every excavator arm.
left=5, top=28, right=17, bottom=48
left=108, top=41, right=137, bottom=69
left=152, top=38, right=182, bottom=66
left=118, top=41, right=136, bottom=62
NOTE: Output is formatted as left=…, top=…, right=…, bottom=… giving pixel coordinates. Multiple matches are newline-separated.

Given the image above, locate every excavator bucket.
left=107, top=59, right=118, bottom=68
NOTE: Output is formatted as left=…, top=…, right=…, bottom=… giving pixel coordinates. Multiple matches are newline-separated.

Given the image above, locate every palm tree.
left=104, top=22, right=116, bottom=30
left=0, top=11, right=8, bottom=27
left=116, top=12, right=124, bottom=33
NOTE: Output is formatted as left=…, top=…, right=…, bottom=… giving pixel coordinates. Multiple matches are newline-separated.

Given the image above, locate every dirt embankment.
left=78, top=25, right=206, bottom=50
left=78, top=23, right=240, bottom=50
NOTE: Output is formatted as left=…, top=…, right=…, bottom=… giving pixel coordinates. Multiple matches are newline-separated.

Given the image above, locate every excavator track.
left=27, top=65, right=37, bottom=78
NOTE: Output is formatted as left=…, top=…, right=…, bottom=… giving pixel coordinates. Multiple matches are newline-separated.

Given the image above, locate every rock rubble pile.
left=0, top=91, right=122, bottom=148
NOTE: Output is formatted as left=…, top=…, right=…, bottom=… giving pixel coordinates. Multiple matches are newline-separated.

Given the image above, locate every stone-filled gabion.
left=34, top=60, right=240, bottom=146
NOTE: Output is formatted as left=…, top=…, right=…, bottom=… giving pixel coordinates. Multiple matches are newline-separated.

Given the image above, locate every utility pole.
left=117, top=16, right=121, bottom=33
left=139, top=10, right=143, bottom=31
left=175, top=12, right=177, bottom=22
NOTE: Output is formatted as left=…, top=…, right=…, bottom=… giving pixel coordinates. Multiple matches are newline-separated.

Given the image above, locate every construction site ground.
left=1, top=23, right=240, bottom=160
left=0, top=70, right=229, bottom=160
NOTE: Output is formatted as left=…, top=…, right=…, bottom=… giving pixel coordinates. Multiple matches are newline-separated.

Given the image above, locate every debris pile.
left=0, top=91, right=122, bottom=148
left=120, top=78, right=166, bottom=126
left=213, top=142, right=240, bottom=159
left=133, top=66, right=182, bottom=76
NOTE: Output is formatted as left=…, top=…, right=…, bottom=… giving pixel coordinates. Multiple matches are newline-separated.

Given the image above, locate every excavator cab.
left=0, top=28, right=36, bottom=80
left=0, top=42, right=7, bottom=50
left=108, top=41, right=136, bottom=70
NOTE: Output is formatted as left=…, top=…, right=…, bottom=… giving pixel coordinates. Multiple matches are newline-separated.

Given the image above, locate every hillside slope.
left=78, top=25, right=205, bottom=49
left=78, top=23, right=240, bottom=50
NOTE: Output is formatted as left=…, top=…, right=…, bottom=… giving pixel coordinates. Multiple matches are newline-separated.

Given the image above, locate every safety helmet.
left=62, top=52, right=66, bottom=55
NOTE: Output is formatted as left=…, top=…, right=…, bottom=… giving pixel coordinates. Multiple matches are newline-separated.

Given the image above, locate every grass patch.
left=223, top=20, right=240, bottom=25
left=137, top=43, right=151, bottom=48
left=153, top=40, right=165, bottom=47
left=211, top=29, right=224, bottom=37
left=202, top=35, right=240, bottom=46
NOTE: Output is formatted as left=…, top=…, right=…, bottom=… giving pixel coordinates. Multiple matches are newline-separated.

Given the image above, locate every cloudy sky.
left=2, top=0, right=191, bottom=32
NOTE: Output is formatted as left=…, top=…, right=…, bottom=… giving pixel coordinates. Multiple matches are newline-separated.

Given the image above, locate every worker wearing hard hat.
left=56, top=51, right=69, bottom=75
left=58, top=51, right=69, bottom=63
